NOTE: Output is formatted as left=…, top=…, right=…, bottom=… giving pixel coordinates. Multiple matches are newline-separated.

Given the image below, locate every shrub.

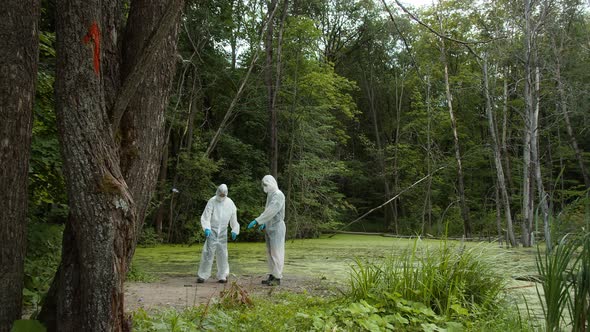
left=346, top=239, right=508, bottom=327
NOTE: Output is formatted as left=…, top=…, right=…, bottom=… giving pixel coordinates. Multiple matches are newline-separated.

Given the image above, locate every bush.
left=344, top=239, right=511, bottom=329
left=138, top=227, right=162, bottom=247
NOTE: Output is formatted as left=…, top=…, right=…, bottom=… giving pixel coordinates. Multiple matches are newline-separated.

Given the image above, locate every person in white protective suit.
left=197, top=184, right=240, bottom=283
left=247, top=175, right=286, bottom=286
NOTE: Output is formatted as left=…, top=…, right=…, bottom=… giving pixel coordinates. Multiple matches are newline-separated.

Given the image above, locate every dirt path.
left=124, top=274, right=338, bottom=312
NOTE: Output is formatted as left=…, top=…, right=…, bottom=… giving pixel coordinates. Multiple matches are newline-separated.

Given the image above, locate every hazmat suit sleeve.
left=200, top=198, right=214, bottom=230
left=255, top=191, right=284, bottom=225
left=229, top=201, right=240, bottom=235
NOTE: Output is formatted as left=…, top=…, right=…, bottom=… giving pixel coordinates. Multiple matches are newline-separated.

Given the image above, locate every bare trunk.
left=422, top=75, right=433, bottom=235
left=495, top=181, right=503, bottom=247
left=392, top=73, right=405, bottom=233
left=483, top=59, right=516, bottom=247
left=440, top=36, right=471, bottom=237
left=501, top=69, right=514, bottom=194
left=531, top=66, right=551, bottom=249
left=38, top=0, right=182, bottom=330
left=0, top=2, right=40, bottom=330
left=522, top=0, right=534, bottom=247
left=270, top=0, right=289, bottom=178
left=266, top=0, right=278, bottom=177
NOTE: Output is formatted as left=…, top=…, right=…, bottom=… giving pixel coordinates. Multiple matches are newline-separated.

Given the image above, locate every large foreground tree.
left=0, top=2, right=40, bottom=331
left=37, top=0, right=184, bottom=331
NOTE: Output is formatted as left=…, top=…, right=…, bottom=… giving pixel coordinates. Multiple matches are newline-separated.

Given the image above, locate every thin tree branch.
left=204, top=1, right=280, bottom=158
left=329, top=166, right=445, bottom=236
left=392, top=0, right=501, bottom=46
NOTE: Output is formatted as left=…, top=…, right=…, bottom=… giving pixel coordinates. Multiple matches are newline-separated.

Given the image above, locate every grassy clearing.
left=131, top=235, right=542, bottom=331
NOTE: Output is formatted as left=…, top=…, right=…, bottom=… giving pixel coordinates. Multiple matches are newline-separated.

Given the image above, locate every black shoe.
left=197, top=277, right=205, bottom=283
left=267, top=278, right=280, bottom=286
left=261, top=274, right=274, bottom=284
left=218, top=279, right=227, bottom=284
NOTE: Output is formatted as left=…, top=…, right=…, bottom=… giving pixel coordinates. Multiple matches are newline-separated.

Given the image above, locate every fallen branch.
left=329, top=167, right=444, bottom=237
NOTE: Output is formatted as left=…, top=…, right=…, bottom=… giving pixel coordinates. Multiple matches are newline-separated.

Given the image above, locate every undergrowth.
left=132, top=239, right=532, bottom=331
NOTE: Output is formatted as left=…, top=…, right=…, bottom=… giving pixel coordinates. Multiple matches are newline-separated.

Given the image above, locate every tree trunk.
left=38, top=0, right=182, bottom=331
left=266, top=0, right=278, bottom=177
left=531, top=66, right=551, bottom=250
left=0, top=2, right=40, bottom=330
left=440, top=36, right=471, bottom=238
left=495, top=180, right=503, bottom=247
left=521, top=0, right=534, bottom=247
left=501, top=68, right=514, bottom=195
left=422, top=75, right=434, bottom=235
left=483, top=59, right=516, bottom=247
left=392, top=72, right=406, bottom=233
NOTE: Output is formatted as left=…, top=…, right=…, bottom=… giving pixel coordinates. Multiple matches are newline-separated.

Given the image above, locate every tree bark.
left=266, top=0, right=278, bottom=177
left=483, top=59, right=516, bottom=247
left=38, top=0, right=182, bottom=331
left=0, top=2, right=40, bottom=330
left=531, top=66, right=551, bottom=249
left=439, top=34, right=471, bottom=238
left=501, top=68, right=514, bottom=195
left=521, top=0, right=534, bottom=247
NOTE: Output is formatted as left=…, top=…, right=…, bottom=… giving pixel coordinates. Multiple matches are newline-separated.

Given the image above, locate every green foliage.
left=23, top=223, right=62, bottom=311
left=11, top=320, right=46, bottom=332
left=132, top=292, right=327, bottom=331
left=29, top=65, right=67, bottom=224
left=138, top=227, right=163, bottom=247
left=346, top=239, right=508, bottom=325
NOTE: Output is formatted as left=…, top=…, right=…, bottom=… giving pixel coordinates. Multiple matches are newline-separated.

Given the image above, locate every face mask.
left=262, top=183, right=269, bottom=193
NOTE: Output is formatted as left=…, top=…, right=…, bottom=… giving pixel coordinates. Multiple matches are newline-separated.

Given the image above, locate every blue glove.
left=204, top=228, right=211, bottom=238
left=231, top=232, right=237, bottom=241
left=247, top=220, right=258, bottom=229
left=259, top=224, right=266, bottom=231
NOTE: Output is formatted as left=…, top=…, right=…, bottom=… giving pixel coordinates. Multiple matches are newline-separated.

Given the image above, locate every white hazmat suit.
left=197, top=184, right=240, bottom=281
left=256, top=175, right=286, bottom=280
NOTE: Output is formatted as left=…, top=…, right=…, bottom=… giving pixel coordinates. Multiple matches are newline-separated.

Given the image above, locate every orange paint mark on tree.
left=83, top=22, right=101, bottom=76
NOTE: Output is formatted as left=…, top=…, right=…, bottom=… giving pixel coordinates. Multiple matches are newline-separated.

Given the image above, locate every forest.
left=1, top=0, right=589, bottom=331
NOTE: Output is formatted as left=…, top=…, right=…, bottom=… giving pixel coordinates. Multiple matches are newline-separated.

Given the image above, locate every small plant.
left=218, top=281, right=253, bottom=308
